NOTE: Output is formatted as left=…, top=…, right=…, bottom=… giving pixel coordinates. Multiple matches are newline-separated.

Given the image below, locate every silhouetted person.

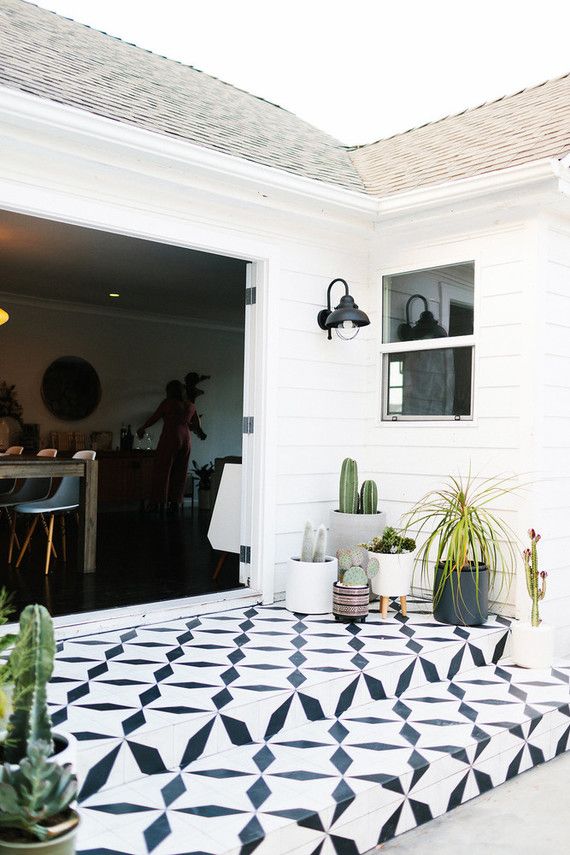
left=138, top=380, right=202, bottom=513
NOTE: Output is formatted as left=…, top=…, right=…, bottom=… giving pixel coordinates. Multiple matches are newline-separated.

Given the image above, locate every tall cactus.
left=5, top=605, right=55, bottom=764
left=524, top=529, right=547, bottom=628
left=301, top=521, right=315, bottom=562
left=360, top=480, right=378, bottom=515
left=313, top=525, right=327, bottom=563
left=339, top=458, right=359, bottom=514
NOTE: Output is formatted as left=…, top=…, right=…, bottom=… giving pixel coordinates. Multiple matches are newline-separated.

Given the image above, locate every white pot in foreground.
left=370, top=551, right=415, bottom=598
left=328, top=510, right=386, bottom=556
left=286, top=556, right=338, bottom=614
left=511, top=621, right=554, bottom=669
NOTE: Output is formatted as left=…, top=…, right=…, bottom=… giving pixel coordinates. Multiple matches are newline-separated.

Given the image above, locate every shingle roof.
left=1, top=2, right=569, bottom=199
left=0, top=0, right=364, bottom=191
left=350, top=73, right=570, bottom=196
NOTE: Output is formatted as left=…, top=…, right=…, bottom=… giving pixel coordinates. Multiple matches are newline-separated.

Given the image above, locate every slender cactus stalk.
left=339, top=458, right=359, bottom=514
left=301, top=521, right=315, bottom=562
left=523, top=529, right=547, bottom=628
left=4, top=604, right=55, bottom=764
left=313, top=525, right=327, bottom=563
left=359, top=480, right=378, bottom=515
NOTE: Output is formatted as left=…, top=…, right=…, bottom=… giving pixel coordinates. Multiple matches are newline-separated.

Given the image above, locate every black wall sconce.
left=317, top=278, right=370, bottom=341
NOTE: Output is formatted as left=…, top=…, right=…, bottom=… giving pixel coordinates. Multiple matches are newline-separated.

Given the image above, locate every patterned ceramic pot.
left=332, top=582, right=369, bottom=623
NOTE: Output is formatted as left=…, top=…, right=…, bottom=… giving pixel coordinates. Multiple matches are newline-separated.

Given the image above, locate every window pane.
left=383, top=262, right=474, bottom=344
left=385, top=347, right=473, bottom=418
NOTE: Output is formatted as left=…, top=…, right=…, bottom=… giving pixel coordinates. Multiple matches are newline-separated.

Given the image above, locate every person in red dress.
left=137, top=380, right=203, bottom=513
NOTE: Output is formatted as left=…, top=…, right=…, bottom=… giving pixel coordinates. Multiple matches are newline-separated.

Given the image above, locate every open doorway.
left=0, top=209, right=252, bottom=617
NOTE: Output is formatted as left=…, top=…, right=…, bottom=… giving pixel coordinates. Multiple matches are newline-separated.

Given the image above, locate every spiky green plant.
left=524, top=529, right=547, bottom=628
left=343, top=566, right=368, bottom=586
left=403, top=472, right=518, bottom=610
left=0, top=740, right=77, bottom=842
left=359, top=480, right=378, bottom=515
left=339, top=458, right=359, bottom=514
left=4, top=605, right=55, bottom=765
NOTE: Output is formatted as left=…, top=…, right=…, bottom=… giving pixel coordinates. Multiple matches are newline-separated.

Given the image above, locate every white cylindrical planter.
left=328, top=511, right=386, bottom=556
left=511, top=621, right=554, bottom=669
left=286, top=556, right=338, bottom=614
left=370, top=551, right=414, bottom=598
left=0, top=732, right=76, bottom=772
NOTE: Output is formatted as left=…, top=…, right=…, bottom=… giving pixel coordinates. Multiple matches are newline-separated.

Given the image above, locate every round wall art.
left=41, top=356, right=101, bottom=421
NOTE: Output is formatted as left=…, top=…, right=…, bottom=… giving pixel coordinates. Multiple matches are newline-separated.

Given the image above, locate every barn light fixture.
left=317, top=278, right=370, bottom=341
left=0, top=308, right=9, bottom=326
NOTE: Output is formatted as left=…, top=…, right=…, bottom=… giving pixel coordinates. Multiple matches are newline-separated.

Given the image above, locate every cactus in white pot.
left=329, top=458, right=386, bottom=554
left=286, top=522, right=338, bottom=615
left=511, top=529, right=554, bottom=669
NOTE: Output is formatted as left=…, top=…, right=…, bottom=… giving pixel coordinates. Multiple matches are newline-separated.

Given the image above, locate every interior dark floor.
left=0, top=505, right=241, bottom=618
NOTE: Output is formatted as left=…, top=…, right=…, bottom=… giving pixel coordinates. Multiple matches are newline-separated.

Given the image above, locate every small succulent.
left=367, top=527, right=416, bottom=555
left=337, top=547, right=379, bottom=586
left=0, top=740, right=77, bottom=842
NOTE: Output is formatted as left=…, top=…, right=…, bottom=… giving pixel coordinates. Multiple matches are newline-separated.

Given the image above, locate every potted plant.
left=286, top=522, right=338, bottom=614
left=0, top=740, right=79, bottom=854
left=366, top=528, right=417, bottom=619
left=328, top=458, right=386, bottom=554
left=192, top=460, right=214, bottom=510
left=0, top=590, right=18, bottom=736
left=1, top=606, right=74, bottom=770
left=404, top=473, right=517, bottom=626
left=511, top=529, right=554, bottom=668
left=332, top=547, right=379, bottom=623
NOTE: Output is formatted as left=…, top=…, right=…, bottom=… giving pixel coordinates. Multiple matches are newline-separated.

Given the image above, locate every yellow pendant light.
left=0, top=308, right=8, bottom=326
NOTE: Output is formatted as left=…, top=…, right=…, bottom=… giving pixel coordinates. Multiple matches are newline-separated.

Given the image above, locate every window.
left=381, top=262, right=475, bottom=420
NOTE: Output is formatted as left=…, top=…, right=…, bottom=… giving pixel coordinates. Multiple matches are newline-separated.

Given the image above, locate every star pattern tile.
left=43, top=599, right=569, bottom=854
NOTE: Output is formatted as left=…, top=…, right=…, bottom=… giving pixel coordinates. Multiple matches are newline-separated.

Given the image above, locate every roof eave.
left=373, top=158, right=567, bottom=220
left=0, top=85, right=376, bottom=220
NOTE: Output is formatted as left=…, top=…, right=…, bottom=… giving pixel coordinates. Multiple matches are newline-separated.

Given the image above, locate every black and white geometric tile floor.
left=46, top=599, right=570, bottom=854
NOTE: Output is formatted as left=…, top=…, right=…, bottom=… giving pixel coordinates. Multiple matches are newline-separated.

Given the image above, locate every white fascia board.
left=0, top=86, right=566, bottom=224
left=0, top=86, right=377, bottom=220
left=374, top=158, right=562, bottom=220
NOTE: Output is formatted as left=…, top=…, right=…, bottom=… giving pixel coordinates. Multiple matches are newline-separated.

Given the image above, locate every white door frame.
left=0, top=178, right=278, bottom=619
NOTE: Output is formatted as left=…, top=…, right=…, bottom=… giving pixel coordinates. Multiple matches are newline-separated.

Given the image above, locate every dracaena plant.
left=403, top=472, right=518, bottom=607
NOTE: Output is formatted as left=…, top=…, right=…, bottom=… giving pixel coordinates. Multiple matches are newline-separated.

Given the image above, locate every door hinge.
left=242, top=416, right=254, bottom=434
left=245, top=286, right=257, bottom=306
left=240, top=545, right=251, bottom=564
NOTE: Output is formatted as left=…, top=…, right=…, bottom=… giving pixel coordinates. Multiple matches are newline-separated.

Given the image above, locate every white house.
left=1, top=0, right=570, bottom=649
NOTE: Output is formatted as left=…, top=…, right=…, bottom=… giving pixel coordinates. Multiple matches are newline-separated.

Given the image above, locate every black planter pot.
left=433, top=561, right=488, bottom=626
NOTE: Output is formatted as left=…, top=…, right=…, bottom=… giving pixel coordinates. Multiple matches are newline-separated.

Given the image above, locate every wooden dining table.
left=0, top=456, right=98, bottom=573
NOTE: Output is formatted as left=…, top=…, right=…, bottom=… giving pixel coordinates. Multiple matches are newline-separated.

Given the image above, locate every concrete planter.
left=332, top=582, right=369, bottom=623
left=511, top=621, right=554, bottom=669
left=285, top=556, right=338, bottom=614
left=328, top=510, right=386, bottom=556
left=0, top=812, right=79, bottom=855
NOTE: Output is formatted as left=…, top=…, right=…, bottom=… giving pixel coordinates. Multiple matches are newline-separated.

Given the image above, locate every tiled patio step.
left=75, top=661, right=570, bottom=854
left=48, top=604, right=509, bottom=798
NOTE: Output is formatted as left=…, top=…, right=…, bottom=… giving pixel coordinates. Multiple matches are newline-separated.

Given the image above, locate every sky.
left=32, top=0, right=570, bottom=145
